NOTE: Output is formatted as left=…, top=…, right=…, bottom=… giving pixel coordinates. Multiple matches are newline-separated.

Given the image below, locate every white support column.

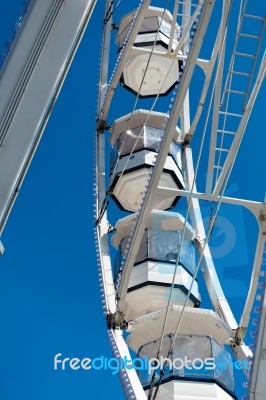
left=96, top=213, right=117, bottom=315
left=180, top=0, right=191, bottom=139
left=183, top=146, right=238, bottom=330
left=96, top=0, right=116, bottom=314
left=168, top=0, right=180, bottom=55
left=97, top=0, right=113, bottom=118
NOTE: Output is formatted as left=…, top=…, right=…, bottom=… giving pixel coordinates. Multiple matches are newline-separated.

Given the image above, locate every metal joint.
left=234, top=327, right=245, bottom=345
left=111, top=23, right=119, bottom=30
left=107, top=311, right=124, bottom=329
left=259, top=211, right=266, bottom=222
left=97, top=119, right=108, bottom=132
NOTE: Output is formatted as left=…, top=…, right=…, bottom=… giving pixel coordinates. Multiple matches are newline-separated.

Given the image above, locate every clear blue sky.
left=0, top=1, right=265, bottom=400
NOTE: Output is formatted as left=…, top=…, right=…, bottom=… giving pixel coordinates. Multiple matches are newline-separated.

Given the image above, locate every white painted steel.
left=182, top=147, right=238, bottom=330
left=0, top=0, right=96, bottom=235
left=111, top=329, right=147, bottom=399
left=156, top=186, right=265, bottom=217
left=96, top=0, right=117, bottom=315
left=2, top=0, right=265, bottom=399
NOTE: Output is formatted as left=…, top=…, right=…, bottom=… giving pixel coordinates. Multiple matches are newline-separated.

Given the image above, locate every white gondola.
left=128, top=309, right=235, bottom=399
left=109, top=110, right=184, bottom=212
left=118, top=7, right=182, bottom=97
left=112, top=210, right=201, bottom=320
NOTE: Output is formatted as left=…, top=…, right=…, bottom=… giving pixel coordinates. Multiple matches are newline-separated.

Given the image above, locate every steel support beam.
left=156, top=187, right=264, bottom=216
left=96, top=0, right=117, bottom=314
left=0, top=0, right=97, bottom=235
left=182, top=146, right=238, bottom=330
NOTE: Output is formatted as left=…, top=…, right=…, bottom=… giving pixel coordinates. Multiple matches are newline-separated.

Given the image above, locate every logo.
left=54, top=354, right=249, bottom=375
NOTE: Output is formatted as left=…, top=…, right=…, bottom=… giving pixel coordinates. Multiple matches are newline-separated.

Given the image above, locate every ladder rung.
left=243, top=13, right=265, bottom=21
left=235, top=52, right=256, bottom=59
left=238, top=32, right=260, bottom=40
left=178, top=1, right=197, bottom=5
left=215, top=148, right=229, bottom=153
left=224, top=89, right=247, bottom=95
left=178, top=1, right=198, bottom=6
left=177, top=14, right=195, bottom=18
left=214, top=165, right=223, bottom=170
left=231, top=71, right=252, bottom=77
left=217, top=130, right=236, bottom=135
left=219, top=111, right=242, bottom=117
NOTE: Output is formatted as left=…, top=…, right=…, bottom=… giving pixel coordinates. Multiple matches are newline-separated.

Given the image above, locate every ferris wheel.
left=94, top=0, right=266, bottom=399
left=0, top=0, right=265, bottom=399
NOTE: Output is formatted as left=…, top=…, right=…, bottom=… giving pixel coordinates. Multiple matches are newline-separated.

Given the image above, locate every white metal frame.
left=0, top=0, right=97, bottom=236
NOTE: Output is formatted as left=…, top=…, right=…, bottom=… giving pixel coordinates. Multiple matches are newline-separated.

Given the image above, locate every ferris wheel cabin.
left=112, top=210, right=201, bottom=321
left=118, top=7, right=182, bottom=97
left=109, top=110, right=184, bottom=212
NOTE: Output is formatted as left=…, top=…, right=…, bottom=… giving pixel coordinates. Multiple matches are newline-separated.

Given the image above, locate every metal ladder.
left=213, top=0, right=265, bottom=186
